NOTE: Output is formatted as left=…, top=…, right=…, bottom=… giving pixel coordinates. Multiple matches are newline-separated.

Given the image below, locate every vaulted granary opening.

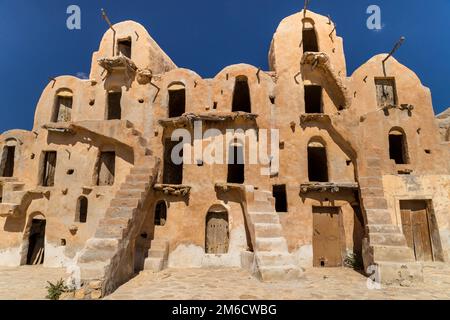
left=232, top=76, right=251, bottom=113
left=76, top=196, right=88, bottom=223
left=41, top=151, right=57, bottom=187
left=308, top=142, right=328, bottom=182
left=168, top=83, right=186, bottom=118
left=163, top=139, right=183, bottom=184
left=227, top=144, right=244, bottom=184
left=205, top=209, right=229, bottom=254
left=154, top=201, right=167, bottom=226
left=96, top=151, right=116, bottom=186
left=303, top=27, right=319, bottom=53
left=304, top=85, right=323, bottom=113
left=107, top=90, right=122, bottom=120
left=312, top=206, right=345, bottom=267
left=117, top=38, right=132, bottom=58
left=26, top=218, right=46, bottom=265
left=375, top=78, right=397, bottom=107
left=389, top=128, right=409, bottom=164
left=0, top=145, right=15, bottom=177
left=52, top=90, right=73, bottom=122
left=273, top=184, right=288, bottom=212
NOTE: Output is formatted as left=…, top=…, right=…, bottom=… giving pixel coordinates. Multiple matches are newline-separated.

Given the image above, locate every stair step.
left=248, top=200, right=275, bottom=213
left=115, top=190, right=145, bottom=199
left=110, top=198, right=141, bottom=208
left=360, top=187, right=384, bottom=198
left=255, top=238, right=288, bottom=252
left=144, top=257, right=165, bottom=272
left=95, top=224, right=127, bottom=239
left=254, top=223, right=282, bottom=238
left=364, top=197, right=388, bottom=210
left=151, top=240, right=169, bottom=251
left=126, top=174, right=151, bottom=183
left=130, top=166, right=155, bottom=175
left=105, top=207, right=137, bottom=219
left=256, top=252, right=295, bottom=266
left=258, top=265, right=300, bottom=281
left=365, top=209, right=392, bottom=225
left=149, top=249, right=167, bottom=258
left=250, top=212, right=280, bottom=224
left=372, top=245, right=415, bottom=263
left=367, top=224, right=401, bottom=234
left=79, top=262, right=109, bottom=280
left=370, top=232, right=407, bottom=246
left=121, top=182, right=150, bottom=190
left=78, top=239, right=119, bottom=263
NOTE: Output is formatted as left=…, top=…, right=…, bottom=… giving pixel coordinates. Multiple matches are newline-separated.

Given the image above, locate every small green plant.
left=46, top=278, right=69, bottom=300
left=344, top=253, right=363, bottom=270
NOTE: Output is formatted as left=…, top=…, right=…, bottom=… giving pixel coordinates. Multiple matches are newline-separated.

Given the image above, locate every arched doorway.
left=24, top=214, right=46, bottom=265
left=205, top=206, right=229, bottom=254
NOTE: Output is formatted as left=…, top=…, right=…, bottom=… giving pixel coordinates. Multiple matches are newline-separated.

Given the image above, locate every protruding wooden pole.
left=383, top=36, right=406, bottom=63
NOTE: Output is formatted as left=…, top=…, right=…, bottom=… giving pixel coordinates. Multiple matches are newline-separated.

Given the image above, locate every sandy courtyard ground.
left=0, top=263, right=449, bottom=300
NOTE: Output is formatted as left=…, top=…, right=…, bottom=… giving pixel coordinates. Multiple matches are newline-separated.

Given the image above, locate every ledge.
left=42, top=122, right=76, bottom=134
left=300, top=182, right=359, bottom=194
left=300, top=113, right=331, bottom=124
left=98, top=56, right=137, bottom=75
left=214, top=182, right=246, bottom=192
left=153, top=184, right=191, bottom=196
left=381, top=104, right=414, bottom=113
left=159, top=112, right=258, bottom=128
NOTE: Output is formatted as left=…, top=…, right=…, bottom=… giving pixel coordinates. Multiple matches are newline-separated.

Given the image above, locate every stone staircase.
left=76, top=154, right=160, bottom=298
left=143, top=239, right=169, bottom=272
left=359, top=150, right=423, bottom=284
left=245, top=187, right=301, bottom=281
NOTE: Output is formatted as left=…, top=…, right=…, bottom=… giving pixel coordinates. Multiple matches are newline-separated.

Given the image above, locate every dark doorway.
left=118, top=38, right=132, bottom=58
left=107, top=91, right=122, bottom=120
left=305, top=85, right=323, bottom=113
left=42, top=151, right=57, bottom=187
left=26, top=219, right=46, bottom=265
left=154, top=201, right=167, bottom=226
left=0, top=146, right=15, bottom=177
left=303, top=28, right=319, bottom=53
left=308, top=144, right=328, bottom=182
left=76, top=196, right=88, bottom=223
left=168, top=85, right=186, bottom=118
left=227, top=145, right=244, bottom=184
left=163, top=139, right=183, bottom=184
left=273, top=185, right=288, bottom=212
left=400, top=200, right=434, bottom=262
left=312, top=207, right=344, bottom=267
left=352, top=205, right=365, bottom=267
left=232, top=76, right=251, bottom=113
left=389, top=130, right=408, bottom=164
left=205, top=211, right=229, bottom=254
left=97, top=152, right=116, bottom=186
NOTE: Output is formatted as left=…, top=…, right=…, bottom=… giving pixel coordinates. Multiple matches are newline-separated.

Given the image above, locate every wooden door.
left=400, top=201, right=433, bottom=261
left=205, top=212, right=229, bottom=254
left=313, top=207, right=343, bottom=267
left=42, top=151, right=57, bottom=187
left=375, top=78, right=397, bottom=106
left=56, top=96, right=72, bottom=122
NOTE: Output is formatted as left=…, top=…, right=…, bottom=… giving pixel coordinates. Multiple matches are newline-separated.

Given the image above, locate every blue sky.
left=0, top=0, right=449, bottom=133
